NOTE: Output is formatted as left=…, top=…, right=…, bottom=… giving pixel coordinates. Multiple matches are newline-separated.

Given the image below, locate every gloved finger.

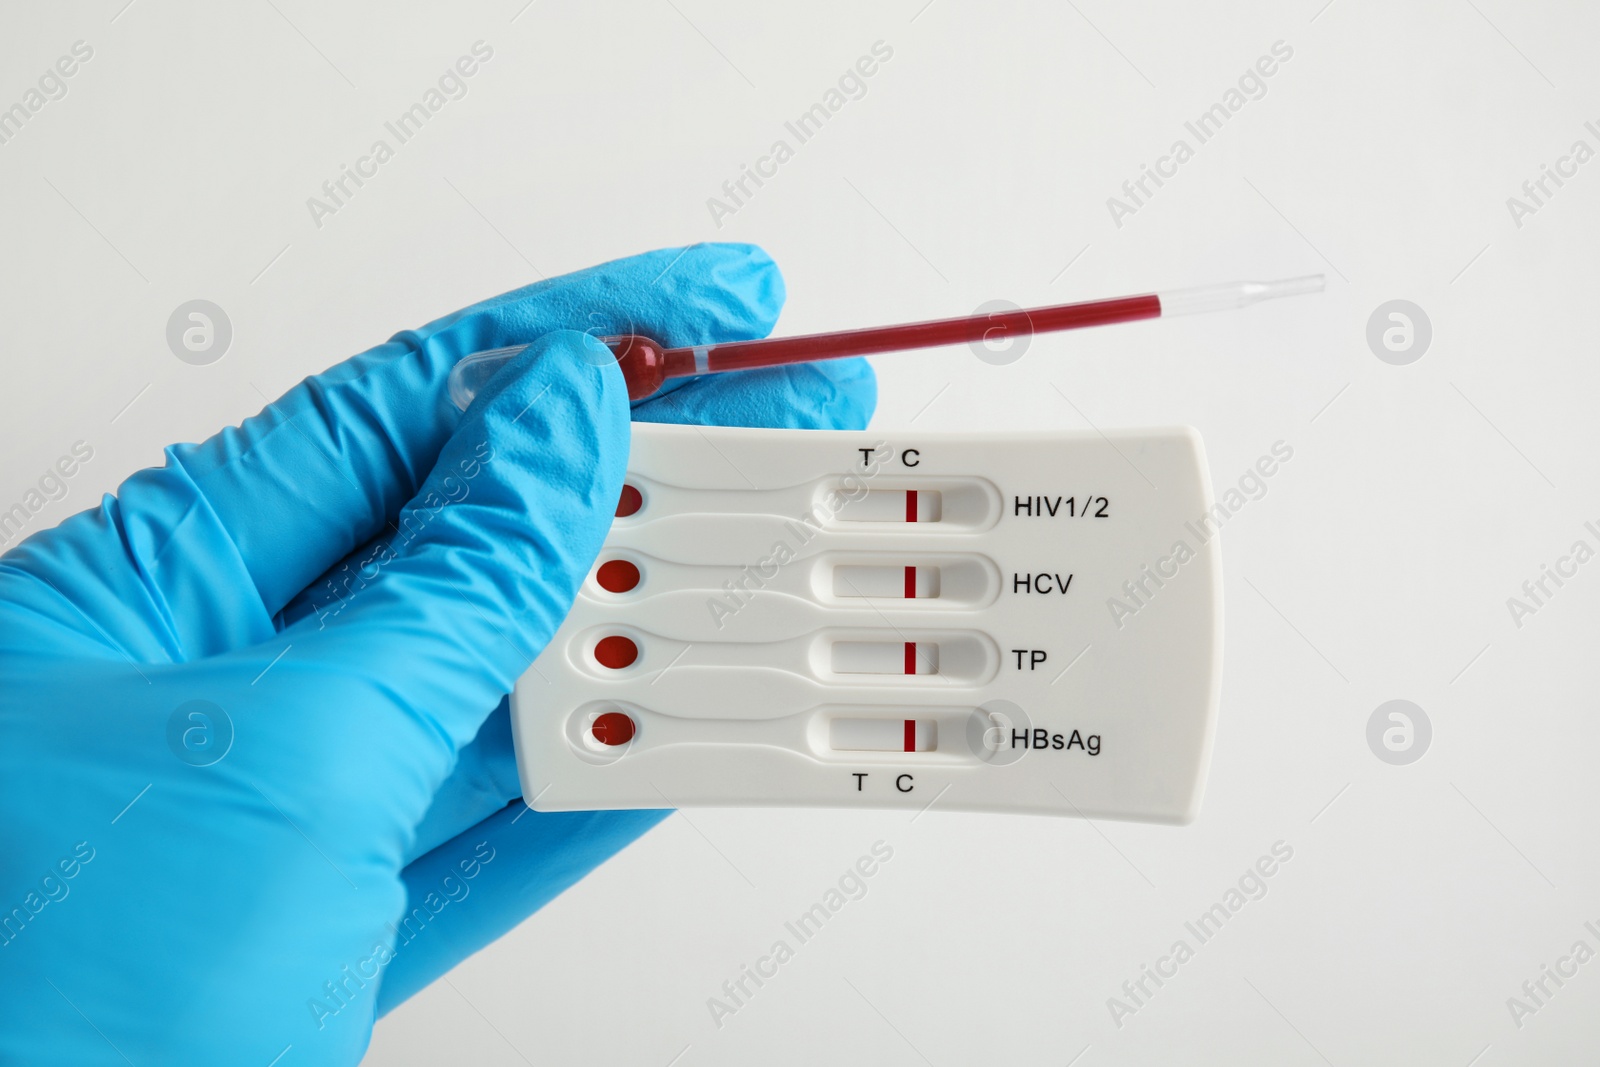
left=405, top=699, right=519, bottom=859
left=5, top=244, right=783, bottom=662
left=375, top=801, right=670, bottom=1016
left=632, top=356, right=876, bottom=431
left=275, top=357, right=877, bottom=634
left=398, top=360, right=876, bottom=865
left=287, top=330, right=629, bottom=799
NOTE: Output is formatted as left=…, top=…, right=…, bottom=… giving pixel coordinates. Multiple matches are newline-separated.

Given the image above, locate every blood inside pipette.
left=606, top=293, right=1163, bottom=400
left=444, top=275, right=1323, bottom=408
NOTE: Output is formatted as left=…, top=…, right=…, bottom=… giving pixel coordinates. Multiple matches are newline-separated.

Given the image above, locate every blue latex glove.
left=0, top=244, right=875, bottom=1065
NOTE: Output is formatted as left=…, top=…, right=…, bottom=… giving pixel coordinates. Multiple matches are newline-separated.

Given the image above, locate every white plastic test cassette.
left=511, top=423, right=1222, bottom=822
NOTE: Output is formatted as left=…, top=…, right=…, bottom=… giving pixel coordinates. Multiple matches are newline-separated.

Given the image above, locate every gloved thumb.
left=285, top=329, right=629, bottom=767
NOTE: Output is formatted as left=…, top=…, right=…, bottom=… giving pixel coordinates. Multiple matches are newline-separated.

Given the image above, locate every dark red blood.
left=594, top=635, right=639, bottom=670
left=591, top=711, right=635, bottom=747
left=596, top=559, right=641, bottom=593
left=607, top=335, right=669, bottom=400
left=615, top=484, right=643, bottom=518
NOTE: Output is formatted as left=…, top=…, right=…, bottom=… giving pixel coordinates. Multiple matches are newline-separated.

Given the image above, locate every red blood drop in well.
left=594, top=635, right=638, bottom=669
left=596, top=559, right=641, bottom=593
left=616, top=484, right=643, bottom=517
left=591, top=711, right=635, bottom=747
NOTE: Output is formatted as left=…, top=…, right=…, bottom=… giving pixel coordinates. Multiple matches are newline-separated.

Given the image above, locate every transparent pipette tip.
left=1158, top=274, right=1325, bottom=317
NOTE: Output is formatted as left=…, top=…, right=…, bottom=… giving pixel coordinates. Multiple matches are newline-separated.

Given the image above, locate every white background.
left=3, top=1, right=1599, bottom=1063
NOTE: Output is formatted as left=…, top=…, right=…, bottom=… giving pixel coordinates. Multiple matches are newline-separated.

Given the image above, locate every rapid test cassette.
left=511, top=422, right=1222, bottom=823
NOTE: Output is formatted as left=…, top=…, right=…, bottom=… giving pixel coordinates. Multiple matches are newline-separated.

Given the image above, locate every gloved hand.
left=0, top=243, right=875, bottom=1065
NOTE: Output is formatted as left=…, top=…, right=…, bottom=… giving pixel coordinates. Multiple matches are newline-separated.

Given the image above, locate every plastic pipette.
left=447, top=274, right=1324, bottom=409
